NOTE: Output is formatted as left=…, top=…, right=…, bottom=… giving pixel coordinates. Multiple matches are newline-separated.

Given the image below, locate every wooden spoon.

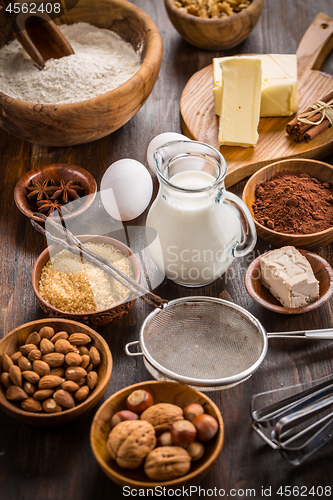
left=0, top=0, right=74, bottom=68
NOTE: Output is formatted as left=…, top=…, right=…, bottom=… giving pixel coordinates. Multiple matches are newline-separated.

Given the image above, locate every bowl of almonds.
left=0, top=318, right=112, bottom=425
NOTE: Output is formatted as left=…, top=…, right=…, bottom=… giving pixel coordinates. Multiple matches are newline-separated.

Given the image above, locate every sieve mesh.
left=140, top=298, right=267, bottom=386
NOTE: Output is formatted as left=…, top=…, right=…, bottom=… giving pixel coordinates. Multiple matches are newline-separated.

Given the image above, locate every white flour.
left=0, top=22, right=141, bottom=104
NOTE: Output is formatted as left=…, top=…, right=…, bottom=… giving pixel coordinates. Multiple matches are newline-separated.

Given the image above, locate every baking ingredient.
left=144, top=446, right=191, bottom=481
left=213, top=54, right=298, bottom=116
left=170, top=419, right=197, bottom=447
left=140, top=403, right=184, bottom=435
left=259, top=246, right=319, bottom=308
left=111, top=410, right=139, bottom=427
left=183, top=403, right=205, bottom=421
left=0, top=23, right=141, bottom=104
left=187, top=440, right=205, bottom=461
left=218, top=57, right=262, bottom=146
left=174, top=0, right=251, bottom=18
left=126, top=389, right=153, bottom=414
left=192, top=414, right=219, bottom=441
left=101, top=159, right=153, bottom=221
left=0, top=326, right=101, bottom=413
left=156, top=431, right=174, bottom=447
left=107, top=420, right=156, bottom=469
left=146, top=132, right=190, bottom=174
left=252, top=173, right=333, bottom=234
left=39, top=242, right=134, bottom=314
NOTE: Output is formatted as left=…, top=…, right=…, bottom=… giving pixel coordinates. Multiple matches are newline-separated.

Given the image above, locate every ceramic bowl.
left=164, top=0, right=264, bottom=50
left=14, top=163, right=97, bottom=221
left=0, top=0, right=162, bottom=146
left=245, top=249, right=333, bottom=314
left=0, top=318, right=112, bottom=425
left=242, top=158, right=333, bottom=249
left=90, top=380, right=224, bottom=488
left=32, top=235, right=141, bottom=328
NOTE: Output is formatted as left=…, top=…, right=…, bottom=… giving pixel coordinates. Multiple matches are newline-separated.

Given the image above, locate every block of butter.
left=260, top=246, right=319, bottom=308
left=218, top=57, right=262, bottom=147
left=213, top=54, right=298, bottom=117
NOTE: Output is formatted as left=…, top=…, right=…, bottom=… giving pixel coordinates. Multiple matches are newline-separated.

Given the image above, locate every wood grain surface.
left=1, top=1, right=333, bottom=499
left=180, top=12, right=333, bottom=187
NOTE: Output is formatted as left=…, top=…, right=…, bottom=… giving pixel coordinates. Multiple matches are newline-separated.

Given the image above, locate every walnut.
left=107, top=420, right=156, bottom=469
left=140, top=403, right=184, bottom=435
left=144, top=446, right=191, bottom=481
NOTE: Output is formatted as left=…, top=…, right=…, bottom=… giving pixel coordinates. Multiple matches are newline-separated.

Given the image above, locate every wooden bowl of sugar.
left=242, top=158, right=333, bottom=249
left=0, top=0, right=162, bottom=146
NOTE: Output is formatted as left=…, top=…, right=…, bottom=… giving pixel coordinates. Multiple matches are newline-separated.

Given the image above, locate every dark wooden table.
left=1, top=1, right=333, bottom=499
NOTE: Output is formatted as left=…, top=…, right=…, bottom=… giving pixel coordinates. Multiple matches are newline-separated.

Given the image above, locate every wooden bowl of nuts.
left=0, top=318, right=112, bottom=425
left=90, top=381, right=224, bottom=488
left=14, top=163, right=97, bottom=221
left=164, top=0, right=264, bottom=50
left=242, top=158, right=333, bottom=249
left=32, top=235, right=141, bottom=329
left=0, top=0, right=162, bottom=146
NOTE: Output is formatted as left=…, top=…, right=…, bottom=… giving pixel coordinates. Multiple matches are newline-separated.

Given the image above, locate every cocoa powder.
left=252, top=173, right=333, bottom=234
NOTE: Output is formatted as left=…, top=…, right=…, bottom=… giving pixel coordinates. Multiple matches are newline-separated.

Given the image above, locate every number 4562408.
left=5, top=3, right=61, bottom=14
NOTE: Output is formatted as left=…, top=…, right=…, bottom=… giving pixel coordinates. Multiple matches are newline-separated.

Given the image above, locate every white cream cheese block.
left=213, top=54, right=298, bottom=117
left=260, top=246, right=319, bottom=308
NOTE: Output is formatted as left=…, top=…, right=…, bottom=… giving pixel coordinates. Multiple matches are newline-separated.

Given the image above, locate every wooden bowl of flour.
left=0, top=0, right=162, bottom=146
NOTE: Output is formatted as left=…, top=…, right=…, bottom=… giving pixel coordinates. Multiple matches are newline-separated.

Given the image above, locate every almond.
left=54, top=339, right=72, bottom=354
left=25, top=332, right=41, bottom=345
left=68, top=345, right=80, bottom=353
left=20, top=343, right=38, bottom=357
left=9, top=365, right=22, bottom=387
left=86, top=363, right=93, bottom=373
left=6, top=385, right=28, bottom=401
left=33, top=389, right=54, bottom=401
left=50, top=331, right=68, bottom=343
left=23, top=381, right=37, bottom=396
left=74, top=385, right=90, bottom=402
left=18, top=356, right=32, bottom=372
left=22, top=370, right=40, bottom=384
left=38, top=375, right=64, bottom=389
left=21, top=397, right=42, bottom=412
left=2, top=353, right=13, bottom=371
left=10, top=351, right=22, bottom=364
left=65, top=352, right=82, bottom=367
left=43, top=398, right=62, bottom=413
left=33, top=360, right=50, bottom=377
left=65, top=366, right=87, bottom=382
left=28, top=349, right=42, bottom=362
left=61, top=380, right=80, bottom=392
left=1, top=371, right=12, bottom=389
left=49, top=367, right=66, bottom=377
left=80, top=354, right=90, bottom=370
left=68, top=333, right=91, bottom=346
left=78, top=346, right=89, bottom=356
left=89, top=346, right=100, bottom=367
left=39, top=326, right=54, bottom=340
left=42, top=353, right=65, bottom=368
left=54, top=389, right=75, bottom=409
left=40, top=338, right=55, bottom=355
left=86, top=371, right=98, bottom=390
left=77, top=377, right=87, bottom=387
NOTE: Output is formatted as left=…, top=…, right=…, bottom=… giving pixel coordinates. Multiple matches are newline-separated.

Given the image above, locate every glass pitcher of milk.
left=146, top=140, right=257, bottom=287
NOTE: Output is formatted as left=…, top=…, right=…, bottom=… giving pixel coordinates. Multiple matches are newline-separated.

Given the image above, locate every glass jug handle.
left=222, top=191, right=257, bottom=258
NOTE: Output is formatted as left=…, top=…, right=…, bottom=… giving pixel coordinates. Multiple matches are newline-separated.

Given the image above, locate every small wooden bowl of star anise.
left=14, top=164, right=97, bottom=221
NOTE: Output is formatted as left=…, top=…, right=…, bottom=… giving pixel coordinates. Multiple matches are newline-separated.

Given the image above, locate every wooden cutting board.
left=180, top=12, right=333, bottom=188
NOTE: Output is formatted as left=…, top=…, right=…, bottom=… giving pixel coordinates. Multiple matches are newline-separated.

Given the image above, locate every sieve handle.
left=268, top=329, right=333, bottom=339
left=125, top=341, right=144, bottom=357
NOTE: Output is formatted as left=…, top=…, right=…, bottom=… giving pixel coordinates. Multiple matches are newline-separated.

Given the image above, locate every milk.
left=146, top=170, right=241, bottom=286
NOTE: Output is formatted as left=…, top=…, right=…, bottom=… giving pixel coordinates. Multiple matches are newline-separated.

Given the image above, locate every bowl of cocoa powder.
left=243, top=158, right=333, bottom=249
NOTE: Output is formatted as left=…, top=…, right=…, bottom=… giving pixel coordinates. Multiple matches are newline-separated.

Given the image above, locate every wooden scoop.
left=1, top=0, right=74, bottom=68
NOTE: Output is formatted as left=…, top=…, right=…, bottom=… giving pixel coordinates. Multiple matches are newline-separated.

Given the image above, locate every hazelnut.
left=111, top=410, right=139, bottom=428
left=156, top=431, right=173, bottom=447
left=183, top=403, right=204, bottom=422
left=170, top=419, right=197, bottom=448
left=187, top=440, right=205, bottom=461
left=126, top=389, right=153, bottom=414
left=192, top=414, right=218, bottom=442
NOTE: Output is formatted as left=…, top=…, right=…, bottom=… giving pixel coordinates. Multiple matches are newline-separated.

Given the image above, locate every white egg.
left=100, top=159, right=153, bottom=221
left=147, top=132, right=190, bottom=175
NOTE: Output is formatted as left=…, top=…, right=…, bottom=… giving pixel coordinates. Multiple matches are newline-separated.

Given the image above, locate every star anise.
left=37, top=199, right=70, bottom=217
left=26, top=179, right=55, bottom=201
left=50, top=180, right=85, bottom=204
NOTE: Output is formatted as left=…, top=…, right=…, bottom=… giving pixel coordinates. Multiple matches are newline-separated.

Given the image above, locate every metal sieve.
left=125, top=296, right=333, bottom=390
